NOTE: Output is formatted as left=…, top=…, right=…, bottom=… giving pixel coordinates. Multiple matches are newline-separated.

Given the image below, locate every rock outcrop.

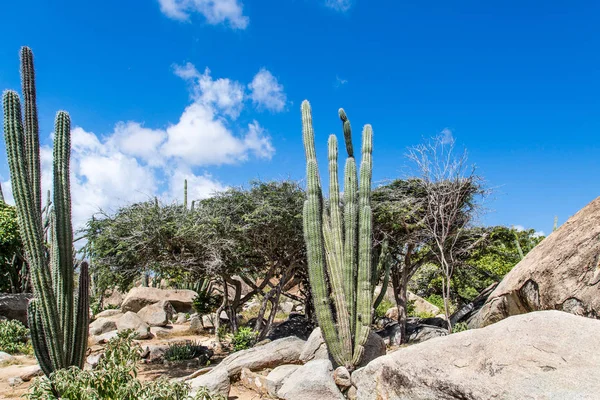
left=353, top=311, right=600, bottom=400
left=137, top=300, right=175, bottom=327
left=277, top=359, right=345, bottom=400
left=116, top=311, right=151, bottom=339
left=0, top=293, right=32, bottom=325
left=470, top=197, right=600, bottom=328
left=121, top=287, right=196, bottom=313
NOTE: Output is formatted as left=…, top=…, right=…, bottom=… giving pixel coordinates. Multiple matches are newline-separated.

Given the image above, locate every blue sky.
left=1, top=0, right=599, bottom=235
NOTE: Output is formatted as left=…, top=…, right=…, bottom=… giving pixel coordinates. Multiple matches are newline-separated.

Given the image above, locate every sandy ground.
left=0, top=324, right=265, bottom=400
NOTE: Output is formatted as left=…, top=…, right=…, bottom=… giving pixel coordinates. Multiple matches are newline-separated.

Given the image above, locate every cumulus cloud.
left=248, top=69, right=287, bottom=112
left=1, top=61, right=283, bottom=231
left=157, top=0, right=249, bottom=29
left=325, top=0, right=352, bottom=12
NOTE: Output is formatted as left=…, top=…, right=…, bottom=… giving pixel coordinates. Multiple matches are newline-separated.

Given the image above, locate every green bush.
left=26, top=331, right=224, bottom=400
left=192, top=292, right=222, bottom=316
left=0, top=319, right=32, bottom=355
left=374, top=298, right=394, bottom=319
left=453, top=322, right=469, bottom=333
left=231, top=327, right=258, bottom=352
left=164, top=341, right=212, bottom=363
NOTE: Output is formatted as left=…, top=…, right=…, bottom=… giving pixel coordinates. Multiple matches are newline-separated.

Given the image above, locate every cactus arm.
left=53, top=111, right=75, bottom=362
left=20, top=47, right=42, bottom=216
left=27, top=300, right=53, bottom=377
left=372, top=242, right=391, bottom=311
left=353, top=124, right=373, bottom=365
left=71, top=261, right=89, bottom=367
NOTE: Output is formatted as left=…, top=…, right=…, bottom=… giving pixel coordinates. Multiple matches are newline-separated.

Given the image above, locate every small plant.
left=0, top=319, right=32, bottom=355
left=374, top=298, right=394, bottom=319
left=216, top=326, right=229, bottom=342
left=164, top=340, right=212, bottom=363
left=453, top=322, right=469, bottom=333
left=27, top=331, right=221, bottom=399
left=231, top=327, right=258, bottom=352
left=415, top=311, right=436, bottom=319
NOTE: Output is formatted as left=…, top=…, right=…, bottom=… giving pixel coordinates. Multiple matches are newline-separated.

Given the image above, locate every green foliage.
left=192, top=280, right=221, bottom=316
left=0, top=319, right=32, bottom=354
left=231, top=327, right=258, bottom=352
left=453, top=322, right=469, bottom=333
left=164, top=341, right=210, bottom=362
left=424, top=294, right=445, bottom=310
left=3, top=47, right=89, bottom=376
left=374, top=298, right=394, bottom=319
left=27, top=331, right=224, bottom=400
left=0, top=201, right=28, bottom=293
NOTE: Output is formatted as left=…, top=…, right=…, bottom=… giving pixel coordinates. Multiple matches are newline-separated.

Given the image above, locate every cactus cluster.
left=301, top=100, right=374, bottom=370
left=2, top=47, right=89, bottom=376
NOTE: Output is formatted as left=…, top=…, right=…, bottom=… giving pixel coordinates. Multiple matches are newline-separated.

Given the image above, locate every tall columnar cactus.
left=301, top=100, right=374, bottom=370
left=2, top=47, right=89, bottom=376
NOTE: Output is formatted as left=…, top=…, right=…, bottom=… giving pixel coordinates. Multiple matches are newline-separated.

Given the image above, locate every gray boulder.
left=89, top=315, right=120, bottom=336
left=0, top=351, right=15, bottom=362
left=116, top=311, right=151, bottom=339
left=353, top=311, right=600, bottom=400
left=277, top=359, right=345, bottom=400
left=95, top=309, right=122, bottom=318
left=121, top=287, right=196, bottom=313
left=175, top=312, right=187, bottom=324
left=0, top=293, right=32, bottom=325
left=137, top=300, right=175, bottom=327
left=189, top=365, right=230, bottom=398
left=471, top=197, right=600, bottom=328
left=265, top=364, right=300, bottom=396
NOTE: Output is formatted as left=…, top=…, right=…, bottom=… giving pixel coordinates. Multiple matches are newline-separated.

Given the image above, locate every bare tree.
left=407, top=134, right=485, bottom=332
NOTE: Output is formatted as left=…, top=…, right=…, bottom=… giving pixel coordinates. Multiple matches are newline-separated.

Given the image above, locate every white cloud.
left=325, top=0, right=352, bottom=12
left=248, top=69, right=287, bottom=112
left=335, top=75, right=348, bottom=88
left=440, top=128, right=454, bottom=145
left=157, top=0, right=249, bottom=29
left=533, top=230, right=546, bottom=238
left=1, top=61, right=281, bottom=232
left=513, top=225, right=525, bottom=232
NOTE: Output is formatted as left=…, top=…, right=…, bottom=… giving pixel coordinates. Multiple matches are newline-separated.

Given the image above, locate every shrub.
left=231, top=327, right=258, bottom=352
left=0, top=320, right=32, bottom=355
left=192, top=292, right=222, bottom=316
left=27, top=331, right=223, bottom=400
left=374, top=298, right=394, bottom=319
left=164, top=341, right=212, bottom=363
left=453, top=322, right=469, bottom=333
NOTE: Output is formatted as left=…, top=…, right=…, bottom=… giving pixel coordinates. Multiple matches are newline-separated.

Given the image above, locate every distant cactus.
left=184, top=179, right=188, bottom=211
left=301, top=100, right=374, bottom=370
left=2, top=47, right=89, bottom=376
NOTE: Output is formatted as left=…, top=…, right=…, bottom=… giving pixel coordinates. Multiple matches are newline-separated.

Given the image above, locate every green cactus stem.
left=3, top=46, right=89, bottom=376
left=301, top=100, right=374, bottom=370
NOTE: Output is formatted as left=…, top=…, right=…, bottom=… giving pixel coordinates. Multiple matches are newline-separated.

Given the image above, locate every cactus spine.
left=301, top=100, right=374, bottom=370
left=2, top=47, right=89, bottom=376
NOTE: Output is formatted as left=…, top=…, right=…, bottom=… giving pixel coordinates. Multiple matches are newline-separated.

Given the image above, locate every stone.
left=0, top=293, right=32, bottom=325
left=385, top=292, right=441, bottom=321
left=333, top=366, right=352, bottom=389
left=20, top=365, right=42, bottom=381
left=201, top=314, right=216, bottom=329
left=89, top=314, right=120, bottom=336
left=90, top=330, right=119, bottom=345
left=471, top=197, right=600, bottom=328
left=86, top=353, right=103, bottom=369
left=279, top=301, right=294, bottom=314
left=450, top=282, right=498, bottom=326
left=95, top=309, right=122, bottom=318
left=137, top=300, right=175, bottom=327
left=407, top=324, right=448, bottom=343
left=265, top=364, right=300, bottom=396
left=240, top=368, right=270, bottom=396
left=189, top=365, right=230, bottom=398
left=217, top=336, right=305, bottom=378
left=175, top=312, right=187, bottom=324
left=300, top=327, right=385, bottom=368
left=353, top=311, right=600, bottom=400
left=143, top=344, right=170, bottom=362
left=116, top=311, right=151, bottom=339
left=121, top=287, right=196, bottom=313
left=150, top=326, right=172, bottom=338
left=103, top=288, right=125, bottom=308
left=277, top=359, right=345, bottom=400
left=0, top=351, right=15, bottom=362
left=8, top=377, right=23, bottom=386
left=190, top=315, right=204, bottom=333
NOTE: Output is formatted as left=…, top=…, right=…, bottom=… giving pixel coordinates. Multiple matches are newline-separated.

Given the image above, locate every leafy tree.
left=0, top=201, right=29, bottom=293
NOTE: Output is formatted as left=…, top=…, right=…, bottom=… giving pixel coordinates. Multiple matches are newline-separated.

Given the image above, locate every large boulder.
left=103, top=288, right=125, bottom=309
left=277, top=359, right=345, bottom=400
left=121, top=287, right=196, bottom=313
left=89, top=314, right=121, bottom=336
left=216, top=336, right=305, bottom=378
left=300, top=327, right=385, bottom=368
left=116, top=311, right=151, bottom=339
left=353, top=311, right=600, bottom=400
left=0, top=293, right=32, bottom=325
left=137, top=300, right=175, bottom=327
left=189, top=365, right=230, bottom=398
left=470, top=198, right=600, bottom=328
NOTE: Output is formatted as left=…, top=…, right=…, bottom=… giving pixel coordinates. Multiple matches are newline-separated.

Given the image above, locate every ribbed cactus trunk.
left=2, top=47, right=89, bottom=377
left=301, top=100, right=374, bottom=370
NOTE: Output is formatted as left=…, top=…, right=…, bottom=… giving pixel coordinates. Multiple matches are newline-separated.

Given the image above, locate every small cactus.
left=2, top=47, right=89, bottom=376
left=301, top=100, right=374, bottom=370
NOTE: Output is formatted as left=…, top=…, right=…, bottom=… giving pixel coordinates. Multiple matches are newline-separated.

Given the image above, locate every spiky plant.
left=2, top=47, right=89, bottom=376
left=301, top=100, right=374, bottom=371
